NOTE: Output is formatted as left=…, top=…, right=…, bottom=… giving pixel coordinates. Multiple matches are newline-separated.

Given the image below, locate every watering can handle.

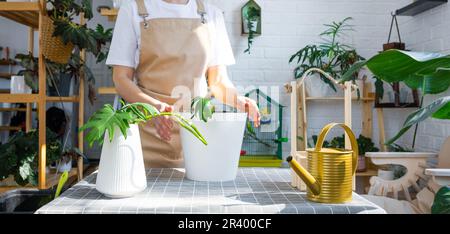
left=315, top=123, right=359, bottom=175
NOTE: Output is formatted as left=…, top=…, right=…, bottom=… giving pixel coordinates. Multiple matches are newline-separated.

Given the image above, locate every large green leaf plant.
left=340, top=50, right=450, bottom=145
left=289, top=17, right=364, bottom=92
left=80, top=102, right=207, bottom=147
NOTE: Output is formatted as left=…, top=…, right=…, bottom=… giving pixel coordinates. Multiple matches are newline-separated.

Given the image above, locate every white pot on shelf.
left=10, top=75, right=32, bottom=94
left=304, top=74, right=331, bottom=97
left=243, top=19, right=258, bottom=34
left=96, top=124, right=147, bottom=198
left=180, top=113, right=247, bottom=182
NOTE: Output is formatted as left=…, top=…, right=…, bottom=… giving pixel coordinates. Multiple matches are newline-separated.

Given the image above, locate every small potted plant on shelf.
left=180, top=97, right=247, bottom=182
left=15, top=52, right=100, bottom=104
left=80, top=101, right=206, bottom=198
left=311, top=134, right=379, bottom=172
left=289, top=17, right=365, bottom=98
left=243, top=4, right=261, bottom=54
left=0, top=129, right=62, bottom=186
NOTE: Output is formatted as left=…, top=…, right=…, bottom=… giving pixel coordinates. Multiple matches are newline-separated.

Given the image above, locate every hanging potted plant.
left=80, top=102, right=206, bottom=198
left=241, top=0, right=261, bottom=54
left=289, top=17, right=365, bottom=97
left=180, top=97, right=248, bottom=182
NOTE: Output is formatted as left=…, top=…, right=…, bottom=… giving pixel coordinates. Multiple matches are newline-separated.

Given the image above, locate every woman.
left=106, top=0, right=260, bottom=168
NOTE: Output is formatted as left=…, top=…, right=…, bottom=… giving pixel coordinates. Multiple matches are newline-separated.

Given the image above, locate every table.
left=36, top=168, right=386, bottom=214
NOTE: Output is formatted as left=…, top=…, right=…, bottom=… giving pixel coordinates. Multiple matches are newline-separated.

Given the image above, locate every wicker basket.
left=41, top=16, right=74, bottom=64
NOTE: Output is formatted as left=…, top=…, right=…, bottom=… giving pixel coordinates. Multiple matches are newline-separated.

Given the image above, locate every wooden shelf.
left=0, top=94, right=39, bottom=103
left=306, top=97, right=375, bottom=101
left=0, top=72, right=15, bottom=79
left=0, top=168, right=78, bottom=191
left=100, top=8, right=118, bottom=22
left=0, top=2, right=41, bottom=28
left=46, top=96, right=79, bottom=103
left=356, top=169, right=378, bottom=177
left=0, top=107, right=27, bottom=112
left=0, top=59, right=17, bottom=66
left=0, top=126, right=22, bottom=131
left=98, top=86, right=117, bottom=95
left=396, top=0, right=447, bottom=16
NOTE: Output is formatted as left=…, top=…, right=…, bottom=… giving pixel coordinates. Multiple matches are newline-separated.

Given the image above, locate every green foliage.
left=47, top=0, right=112, bottom=62
left=15, top=52, right=97, bottom=104
left=386, top=96, right=450, bottom=145
left=432, top=186, right=450, bottom=214
left=244, top=5, right=260, bottom=54
left=386, top=143, right=414, bottom=152
left=289, top=17, right=364, bottom=91
left=80, top=102, right=207, bottom=147
left=340, top=50, right=450, bottom=145
left=0, top=129, right=62, bottom=186
left=191, top=97, right=216, bottom=122
left=312, top=134, right=379, bottom=155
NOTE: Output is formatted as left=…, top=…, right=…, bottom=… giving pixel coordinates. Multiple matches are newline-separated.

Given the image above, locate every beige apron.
left=135, top=0, right=211, bottom=168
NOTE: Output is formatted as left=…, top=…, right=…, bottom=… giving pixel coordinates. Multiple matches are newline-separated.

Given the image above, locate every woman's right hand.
left=150, top=102, right=174, bottom=141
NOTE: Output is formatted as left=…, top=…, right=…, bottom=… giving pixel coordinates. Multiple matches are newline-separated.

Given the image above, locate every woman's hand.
left=150, top=102, right=174, bottom=141
left=237, top=96, right=261, bottom=127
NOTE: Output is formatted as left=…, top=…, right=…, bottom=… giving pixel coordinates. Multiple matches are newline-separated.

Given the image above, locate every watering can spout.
left=287, top=156, right=321, bottom=196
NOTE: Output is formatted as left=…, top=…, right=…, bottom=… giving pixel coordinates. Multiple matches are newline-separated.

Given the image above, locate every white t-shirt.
left=105, top=0, right=235, bottom=68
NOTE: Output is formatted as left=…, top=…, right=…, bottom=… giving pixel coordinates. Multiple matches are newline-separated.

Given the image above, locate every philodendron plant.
left=340, top=49, right=450, bottom=146
left=80, top=102, right=207, bottom=147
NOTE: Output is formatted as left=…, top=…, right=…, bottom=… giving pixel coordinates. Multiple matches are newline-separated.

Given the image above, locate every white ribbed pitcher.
left=96, top=124, right=147, bottom=198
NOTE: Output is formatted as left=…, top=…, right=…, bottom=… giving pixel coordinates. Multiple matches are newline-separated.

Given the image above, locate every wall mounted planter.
left=241, top=0, right=262, bottom=36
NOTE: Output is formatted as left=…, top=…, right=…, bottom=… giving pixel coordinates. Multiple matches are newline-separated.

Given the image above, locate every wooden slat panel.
left=46, top=96, right=80, bottom=103
left=0, top=94, right=39, bottom=103
left=0, top=11, right=38, bottom=28
left=0, top=2, right=40, bottom=11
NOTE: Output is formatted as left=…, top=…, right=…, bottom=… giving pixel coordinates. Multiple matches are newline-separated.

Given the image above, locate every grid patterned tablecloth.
left=36, top=168, right=386, bottom=214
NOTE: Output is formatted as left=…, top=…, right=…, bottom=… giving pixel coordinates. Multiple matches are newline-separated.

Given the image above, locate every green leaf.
left=81, top=102, right=208, bottom=147
left=432, top=186, right=450, bottom=214
left=340, top=50, right=450, bottom=94
left=386, top=96, right=450, bottom=145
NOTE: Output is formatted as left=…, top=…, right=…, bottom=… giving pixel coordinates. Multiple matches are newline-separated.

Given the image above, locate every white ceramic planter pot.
left=180, top=113, right=247, bottom=182
left=10, top=75, right=32, bottom=94
left=304, top=74, right=331, bottom=97
left=96, top=124, right=147, bottom=198
left=377, top=169, right=395, bottom=180
left=57, top=160, right=72, bottom=173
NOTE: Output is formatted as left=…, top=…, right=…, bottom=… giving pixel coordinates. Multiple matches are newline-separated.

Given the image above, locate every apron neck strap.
left=196, top=0, right=207, bottom=24
left=136, top=0, right=207, bottom=26
left=136, top=0, right=149, bottom=17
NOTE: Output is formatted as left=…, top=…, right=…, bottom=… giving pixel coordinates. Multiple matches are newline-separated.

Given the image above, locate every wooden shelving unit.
left=0, top=0, right=86, bottom=190
left=0, top=1, right=40, bottom=28
left=100, top=8, right=118, bottom=22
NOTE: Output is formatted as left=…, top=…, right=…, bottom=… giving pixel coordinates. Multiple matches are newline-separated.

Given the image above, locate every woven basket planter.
left=41, top=16, right=74, bottom=64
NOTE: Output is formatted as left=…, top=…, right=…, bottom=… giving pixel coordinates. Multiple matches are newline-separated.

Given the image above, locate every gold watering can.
left=287, top=123, right=358, bottom=203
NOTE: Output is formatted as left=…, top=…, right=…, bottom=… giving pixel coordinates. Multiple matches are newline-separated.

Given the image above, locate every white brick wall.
left=3, top=0, right=447, bottom=158
left=209, top=0, right=410, bottom=157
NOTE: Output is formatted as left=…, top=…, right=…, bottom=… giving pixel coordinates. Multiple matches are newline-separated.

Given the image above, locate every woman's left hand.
left=237, top=96, right=261, bottom=127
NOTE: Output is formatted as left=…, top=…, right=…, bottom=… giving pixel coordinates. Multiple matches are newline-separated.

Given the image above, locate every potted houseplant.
left=243, top=4, right=261, bottom=54
left=80, top=102, right=206, bottom=198
left=340, top=50, right=450, bottom=148
left=15, top=52, right=100, bottom=104
left=312, top=134, right=379, bottom=172
left=180, top=97, right=247, bottom=182
left=0, top=129, right=62, bottom=186
left=289, top=17, right=365, bottom=97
